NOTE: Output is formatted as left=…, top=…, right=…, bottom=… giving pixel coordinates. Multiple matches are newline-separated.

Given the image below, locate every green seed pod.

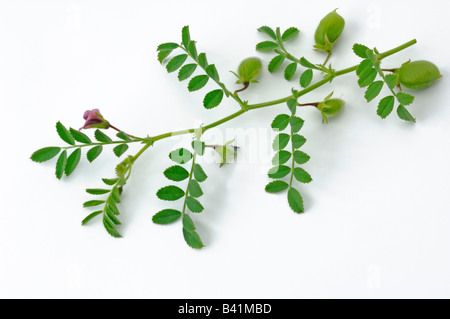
left=314, top=9, right=345, bottom=53
left=236, top=57, right=262, bottom=84
left=397, top=60, right=442, bottom=90
left=317, top=98, right=345, bottom=123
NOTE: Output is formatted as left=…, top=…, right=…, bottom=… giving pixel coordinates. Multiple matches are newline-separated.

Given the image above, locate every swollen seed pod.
left=317, top=98, right=345, bottom=123
left=314, top=9, right=345, bottom=53
left=397, top=60, right=442, bottom=90
left=237, top=57, right=262, bottom=84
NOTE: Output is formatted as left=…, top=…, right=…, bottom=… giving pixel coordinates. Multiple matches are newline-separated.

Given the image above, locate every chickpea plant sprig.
left=30, top=10, right=442, bottom=248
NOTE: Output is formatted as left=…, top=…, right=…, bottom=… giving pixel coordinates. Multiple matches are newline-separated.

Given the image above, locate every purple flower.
left=80, top=109, right=110, bottom=130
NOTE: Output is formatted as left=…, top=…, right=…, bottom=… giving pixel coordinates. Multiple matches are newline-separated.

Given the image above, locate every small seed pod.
left=232, top=57, right=262, bottom=94
left=314, top=9, right=345, bottom=53
left=397, top=60, right=442, bottom=90
left=236, top=57, right=262, bottom=84
left=317, top=98, right=345, bottom=123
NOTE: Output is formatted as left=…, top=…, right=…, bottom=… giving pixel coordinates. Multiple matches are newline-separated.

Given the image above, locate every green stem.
left=132, top=141, right=153, bottom=162
left=323, top=51, right=332, bottom=66
left=143, top=40, right=416, bottom=158
left=378, top=39, right=417, bottom=60
left=62, top=138, right=145, bottom=150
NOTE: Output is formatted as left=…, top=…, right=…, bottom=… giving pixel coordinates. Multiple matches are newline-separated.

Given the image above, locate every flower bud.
left=317, top=98, right=345, bottom=123
left=236, top=57, right=262, bottom=84
left=80, top=109, right=110, bottom=130
left=397, top=60, right=442, bottom=90
left=314, top=9, right=345, bottom=53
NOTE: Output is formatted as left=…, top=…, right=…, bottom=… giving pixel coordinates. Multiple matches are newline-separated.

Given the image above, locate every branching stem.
left=138, top=40, right=417, bottom=159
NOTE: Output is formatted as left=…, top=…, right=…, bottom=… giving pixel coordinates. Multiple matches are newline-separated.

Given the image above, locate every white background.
left=1, top=0, right=449, bottom=299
